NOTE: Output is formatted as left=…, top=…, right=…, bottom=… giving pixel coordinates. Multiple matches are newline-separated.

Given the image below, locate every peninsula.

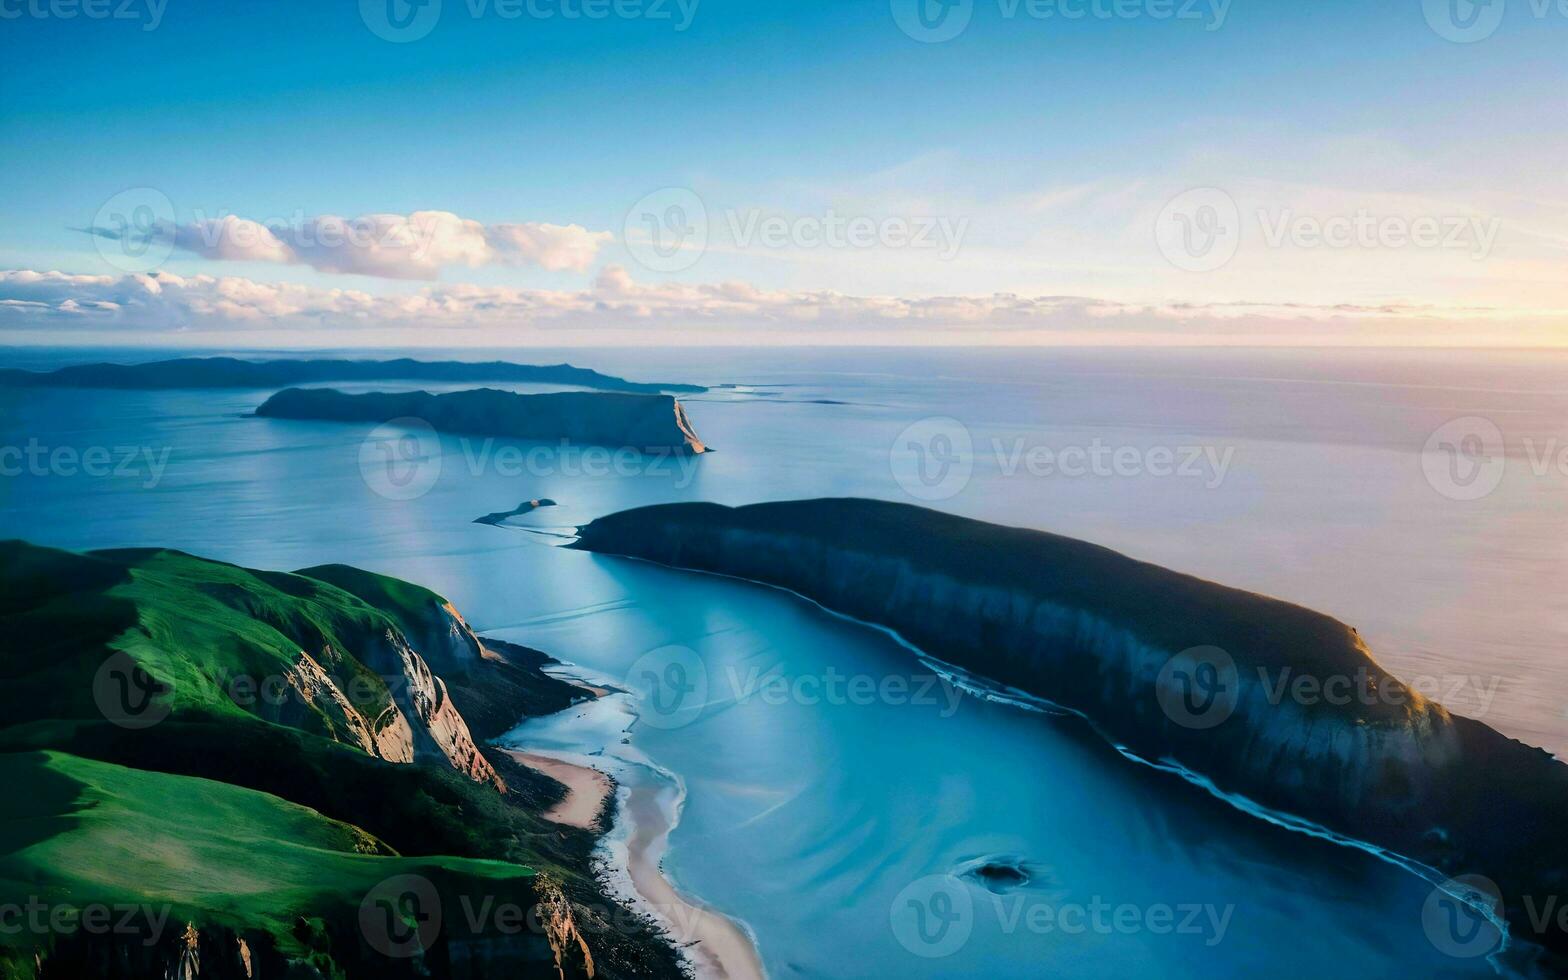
left=571, top=497, right=1568, bottom=964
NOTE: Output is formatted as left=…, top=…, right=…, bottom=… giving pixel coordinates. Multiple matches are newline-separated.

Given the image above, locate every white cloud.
left=89, top=211, right=613, bottom=279
left=1, top=266, right=1558, bottom=346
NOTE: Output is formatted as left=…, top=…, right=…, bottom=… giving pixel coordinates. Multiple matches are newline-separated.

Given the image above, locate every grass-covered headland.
left=0, top=541, right=682, bottom=980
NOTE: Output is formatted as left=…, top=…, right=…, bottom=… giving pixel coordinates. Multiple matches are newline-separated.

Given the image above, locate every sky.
left=1, top=0, right=1565, bottom=346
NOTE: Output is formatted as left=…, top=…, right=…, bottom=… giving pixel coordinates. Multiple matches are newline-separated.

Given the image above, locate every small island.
left=256, top=387, right=709, bottom=454
left=475, top=498, right=559, bottom=526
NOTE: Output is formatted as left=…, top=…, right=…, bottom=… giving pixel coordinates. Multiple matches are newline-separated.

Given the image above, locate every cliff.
left=256, top=386, right=709, bottom=454
left=0, top=541, right=682, bottom=979
left=0, top=355, right=704, bottom=394
left=571, top=497, right=1568, bottom=961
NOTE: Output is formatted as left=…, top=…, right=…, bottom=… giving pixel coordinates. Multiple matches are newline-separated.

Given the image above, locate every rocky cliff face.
left=572, top=497, right=1568, bottom=962
left=255, top=386, right=709, bottom=454
left=255, top=591, right=504, bottom=789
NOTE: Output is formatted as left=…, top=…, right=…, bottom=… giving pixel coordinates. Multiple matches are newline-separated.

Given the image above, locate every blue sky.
left=2, top=0, right=1565, bottom=345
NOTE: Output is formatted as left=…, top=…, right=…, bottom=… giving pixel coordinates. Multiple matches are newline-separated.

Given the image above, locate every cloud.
left=86, top=211, right=613, bottom=279
left=1, top=266, right=1556, bottom=346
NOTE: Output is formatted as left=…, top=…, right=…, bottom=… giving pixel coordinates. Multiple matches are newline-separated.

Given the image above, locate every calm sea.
left=2, top=344, right=1560, bottom=977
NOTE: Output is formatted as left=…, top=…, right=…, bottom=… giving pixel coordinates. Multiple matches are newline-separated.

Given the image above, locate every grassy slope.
left=0, top=751, right=529, bottom=938
left=0, top=542, right=678, bottom=979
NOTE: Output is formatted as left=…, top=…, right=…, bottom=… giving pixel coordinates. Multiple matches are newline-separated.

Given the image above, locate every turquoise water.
left=4, top=346, right=1561, bottom=977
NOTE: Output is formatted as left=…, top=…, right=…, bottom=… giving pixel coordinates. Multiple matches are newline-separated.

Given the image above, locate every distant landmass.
left=572, top=497, right=1568, bottom=966
left=0, top=540, right=681, bottom=978
left=257, top=387, right=708, bottom=454
left=0, top=356, right=705, bottom=394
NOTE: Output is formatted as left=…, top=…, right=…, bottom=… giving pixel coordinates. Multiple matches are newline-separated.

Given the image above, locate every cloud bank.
left=0, top=267, right=1551, bottom=346
left=87, top=211, right=612, bottom=279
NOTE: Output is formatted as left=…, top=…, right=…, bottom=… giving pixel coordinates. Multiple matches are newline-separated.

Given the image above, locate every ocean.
left=2, top=344, right=1561, bottom=977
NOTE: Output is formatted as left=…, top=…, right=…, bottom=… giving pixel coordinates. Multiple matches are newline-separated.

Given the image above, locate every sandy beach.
left=499, top=693, right=767, bottom=980
left=621, top=780, right=767, bottom=980
left=502, top=749, right=612, bottom=830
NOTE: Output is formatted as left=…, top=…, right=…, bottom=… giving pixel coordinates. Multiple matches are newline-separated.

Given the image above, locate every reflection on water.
left=2, top=346, right=1557, bottom=977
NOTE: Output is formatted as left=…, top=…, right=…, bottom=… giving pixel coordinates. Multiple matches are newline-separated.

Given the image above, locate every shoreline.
left=496, top=676, right=767, bottom=980
left=619, top=777, right=766, bottom=980
left=500, top=749, right=612, bottom=830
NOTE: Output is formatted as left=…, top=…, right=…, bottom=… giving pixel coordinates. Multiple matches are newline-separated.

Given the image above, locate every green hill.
left=0, top=541, right=680, bottom=979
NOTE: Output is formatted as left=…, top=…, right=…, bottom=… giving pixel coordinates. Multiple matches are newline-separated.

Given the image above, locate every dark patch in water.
left=956, top=855, right=1035, bottom=893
